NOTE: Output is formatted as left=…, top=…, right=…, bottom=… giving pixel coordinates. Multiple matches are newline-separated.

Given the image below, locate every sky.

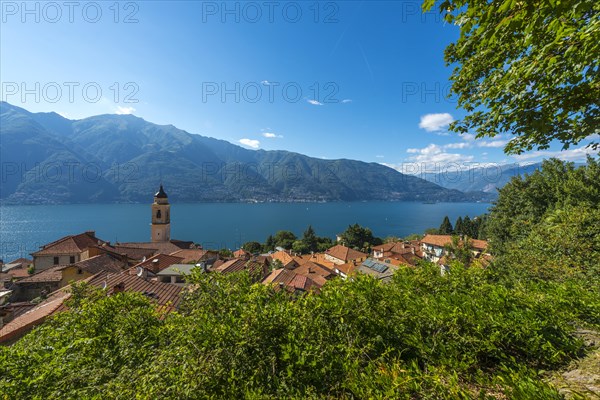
left=1, top=0, right=597, bottom=174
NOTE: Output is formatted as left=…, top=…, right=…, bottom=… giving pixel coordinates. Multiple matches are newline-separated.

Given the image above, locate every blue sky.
left=1, top=1, right=597, bottom=172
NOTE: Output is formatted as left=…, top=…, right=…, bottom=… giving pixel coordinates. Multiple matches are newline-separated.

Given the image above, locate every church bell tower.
left=151, top=185, right=171, bottom=242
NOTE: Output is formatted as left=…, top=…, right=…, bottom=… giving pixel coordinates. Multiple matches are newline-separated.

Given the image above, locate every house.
left=0, top=270, right=183, bottom=344
left=2, top=258, right=32, bottom=272
left=372, top=241, right=423, bottom=266
left=324, top=245, right=367, bottom=265
left=9, top=254, right=127, bottom=302
left=31, top=231, right=106, bottom=271
left=421, top=234, right=490, bottom=264
left=355, top=258, right=401, bottom=282
left=170, top=248, right=215, bottom=264
left=156, top=264, right=200, bottom=285
left=270, top=250, right=300, bottom=269
left=129, top=254, right=185, bottom=276
left=233, top=249, right=251, bottom=259
left=293, top=261, right=337, bottom=286
left=262, top=269, right=321, bottom=294
left=1, top=263, right=31, bottom=288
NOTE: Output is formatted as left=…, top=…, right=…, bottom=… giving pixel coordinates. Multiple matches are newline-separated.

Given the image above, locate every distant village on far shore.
left=0, top=185, right=491, bottom=344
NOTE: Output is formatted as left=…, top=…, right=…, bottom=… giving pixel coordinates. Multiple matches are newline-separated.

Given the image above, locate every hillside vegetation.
left=0, top=157, right=598, bottom=399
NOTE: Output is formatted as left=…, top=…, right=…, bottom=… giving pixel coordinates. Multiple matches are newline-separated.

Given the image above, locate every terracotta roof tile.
left=72, top=254, right=127, bottom=275
left=17, top=266, right=64, bottom=283
left=262, top=269, right=321, bottom=292
left=270, top=250, right=298, bottom=268
left=131, top=254, right=185, bottom=274
left=169, top=249, right=209, bottom=264
left=421, top=235, right=488, bottom=252
left=325, top=245, right=367, bottom=263
left=32, top=232, right=105, bottom=256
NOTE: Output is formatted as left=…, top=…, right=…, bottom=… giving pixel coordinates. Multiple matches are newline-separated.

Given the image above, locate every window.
left=70, top=256, right=75, bottom=264
left=156, top=210, right=161, bottom=219
left=53, top=257, right=59, bottom=265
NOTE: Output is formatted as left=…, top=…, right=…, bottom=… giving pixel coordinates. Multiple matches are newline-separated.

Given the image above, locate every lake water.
left=0, top=202, right=491, bottom=261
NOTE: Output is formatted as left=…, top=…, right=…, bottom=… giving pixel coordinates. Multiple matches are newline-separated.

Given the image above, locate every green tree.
left=423, top=0, right=600, bottom=154
left=301, top=225, right=319, bottom=253
left=439, top=216, right=453, bottom=234
left=263, top=235, right=276, bottom=252
left=218, top=248, right=233, bottom=258
left=242, top=241, right=262, bottom=254
left=291, top=240, right=309, bottom=255
left=339, top=223, right=382, bottom=251
left=454, top=216, right=464, bottom=235
left=272, top=230, right=297, bottom=250
left=444, top=236, right=473, bottom=266
left=487, top=157, right=600, bottom=253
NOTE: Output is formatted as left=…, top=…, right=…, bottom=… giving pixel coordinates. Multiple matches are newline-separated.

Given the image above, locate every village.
left=0, top=185, right=491, bottom=345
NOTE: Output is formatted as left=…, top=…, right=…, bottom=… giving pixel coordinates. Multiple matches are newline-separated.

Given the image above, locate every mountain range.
left=420, top=163, right=544, bottom=194
left=0, top=102, right=495, bottom=204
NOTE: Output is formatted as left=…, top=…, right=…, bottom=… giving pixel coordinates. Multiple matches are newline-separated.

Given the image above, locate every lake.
left=0, top=202, right=491, bottom=261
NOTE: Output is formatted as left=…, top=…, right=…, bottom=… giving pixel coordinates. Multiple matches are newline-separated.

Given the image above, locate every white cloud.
left=444, top=142, right=470, bottom=149
left=477, top=140, right=508, bottom=148
left=512, top=146, right=598, bottom=162
left=238, top=138, right=260, bottom=149
left=307, top=99, right=323, bottom=106
left=405, top=143, right=475, bottom=164
left=262, top=132, right=283, bottom=138
left=261, top=80, right=271, bottom=85
left=115, top=106, right=136, bottom=115
left=375, top=155, right=385, bottom=158
left=341, top=99, right=352, bottom=104
left=418, top=113, right=454, bottom=132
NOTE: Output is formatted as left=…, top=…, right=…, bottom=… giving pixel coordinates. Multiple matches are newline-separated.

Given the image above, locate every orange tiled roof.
left=233, top=249, right=251, bottom=258
left=297, top=253, right=337, bottom=269
left=212, top=258, right=248, bottom=273
left=421, top=235, right=453, bottom=247
left=421, top=235, right=488, bottom=251
left=271, top=250, right=299, bottom=268
left=111, top=245, right=157, bottom=261
left=470, top=239, right=489, bottom=251
left=334, top=261, right=357, bottom=276
left=32, top=231, right=105, bottom=256
left=17, top=266, right=64, bottom=284
left=294, top=261, right=336, bottom=283
left=262, top=269, right=321, bottom=293
left=325, top=245, right=367, bottom=263
left=131, top=254, right=184, bottom=274
left=169, top=249, right=209, bottom=264
left=72, top=254, right=127, bottom=275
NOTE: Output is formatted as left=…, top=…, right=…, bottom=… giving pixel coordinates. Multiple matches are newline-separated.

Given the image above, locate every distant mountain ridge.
left=419, top=163, right=544, bottom=195
left=420, top=162, right=584, bottom=194
left=0, top=102, right=493, bottom=204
